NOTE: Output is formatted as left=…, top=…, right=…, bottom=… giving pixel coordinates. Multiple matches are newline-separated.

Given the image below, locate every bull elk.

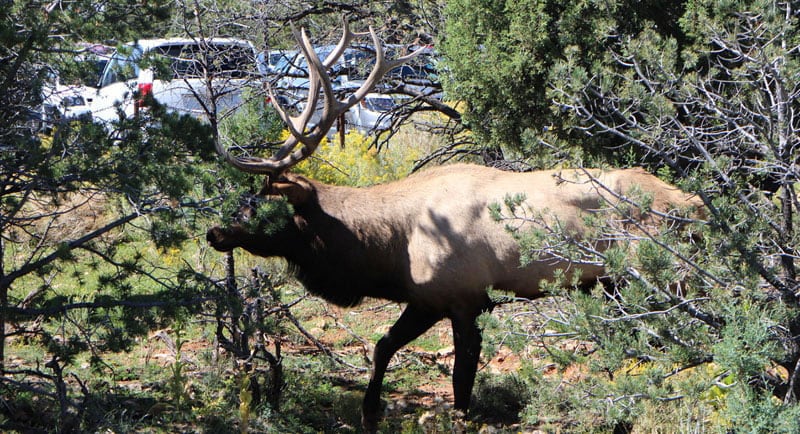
left=206, top=19, right=703, bottom=431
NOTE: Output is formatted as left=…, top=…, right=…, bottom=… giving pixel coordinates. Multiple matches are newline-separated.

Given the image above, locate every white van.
left=91, top=38, right=256, bottom=125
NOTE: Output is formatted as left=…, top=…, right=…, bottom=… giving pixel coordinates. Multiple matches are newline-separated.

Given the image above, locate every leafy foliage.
left=9, top=0, right=800, bottom=431
left=441, top=0, right=687, bottom=166
left=0, top=0, right=264, bottom=430
left=476, top=0, right=800, bottom=430
left=295, top=131, right=425, bottom=186
left=0, top=0, right=449, bottom=432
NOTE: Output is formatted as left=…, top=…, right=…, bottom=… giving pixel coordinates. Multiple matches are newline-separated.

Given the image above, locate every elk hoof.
left=361, top=412, right=379, bottom=434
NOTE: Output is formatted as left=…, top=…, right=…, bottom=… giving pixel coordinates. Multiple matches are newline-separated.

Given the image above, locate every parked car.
left=344, top=93, right=403, bottom=134
left=267, top=44, right=441, bottom=135
left=91, top=38, right=256, bottom=125
left=34, top=44, right=114, bottom=131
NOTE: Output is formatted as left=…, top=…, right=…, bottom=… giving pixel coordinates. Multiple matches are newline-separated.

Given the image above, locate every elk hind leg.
left=451, top=300, right=493, bottom=413
left=362, top=305, right=442, bottom=432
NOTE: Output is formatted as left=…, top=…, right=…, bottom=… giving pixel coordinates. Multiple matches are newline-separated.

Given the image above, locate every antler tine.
left=212, top=141, right=287, bottom=174
left=309, top=24, right=426, bottom=142
left=322, top=16, right=360, bottom=68
left=258, top=24, right=336, bottom=173
left=293, top=26, right=327, bottom=142
left=268, top=24, right=323, bottom=147
left=346, top=27, right=426, bottom=107
left=221, top=23, right=324, bottom=175
left=269, top=17, right=368, bottom=164
left=216, top=144, right=316, bottom=175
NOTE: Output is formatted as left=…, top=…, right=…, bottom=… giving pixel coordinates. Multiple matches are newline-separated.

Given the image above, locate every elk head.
left=205, top=173, right=313, bottom=255
left=208, top=18, right=422, bottom=252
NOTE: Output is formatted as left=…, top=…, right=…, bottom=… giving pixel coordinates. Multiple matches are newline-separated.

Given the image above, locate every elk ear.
left=266, top=174, right=314, bottom=206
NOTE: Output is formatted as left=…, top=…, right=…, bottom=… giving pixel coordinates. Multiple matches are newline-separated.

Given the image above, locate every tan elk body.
left=209, top=163, right=699, bottom=310
left=206, top=19, right=703, bottom=431
left=304, top=164, right=695, bottom=309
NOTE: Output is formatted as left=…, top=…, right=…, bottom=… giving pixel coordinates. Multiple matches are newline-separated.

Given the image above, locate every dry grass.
left=14, top=189, right=112, bottom=243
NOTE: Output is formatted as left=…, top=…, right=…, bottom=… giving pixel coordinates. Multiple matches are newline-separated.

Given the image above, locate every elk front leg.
left=362, top=305, right=442, bottom=432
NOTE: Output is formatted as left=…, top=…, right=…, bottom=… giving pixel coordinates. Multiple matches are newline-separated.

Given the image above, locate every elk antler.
left=215, top=17, right=424, bottom=175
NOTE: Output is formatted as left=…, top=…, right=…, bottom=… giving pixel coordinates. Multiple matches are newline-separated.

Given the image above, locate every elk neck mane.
left=276, top=172, right=427, bottom=307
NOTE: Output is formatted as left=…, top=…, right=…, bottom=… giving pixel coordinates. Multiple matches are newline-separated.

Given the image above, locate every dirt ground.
left=140, top=295, right=566, bottom=429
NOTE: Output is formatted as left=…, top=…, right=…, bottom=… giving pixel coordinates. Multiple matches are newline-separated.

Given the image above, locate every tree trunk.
left=1, top=237, right=6, bottom=372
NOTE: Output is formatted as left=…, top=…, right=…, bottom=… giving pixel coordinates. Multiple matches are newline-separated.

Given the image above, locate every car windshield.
left=98, top=47, right=140, bottom=87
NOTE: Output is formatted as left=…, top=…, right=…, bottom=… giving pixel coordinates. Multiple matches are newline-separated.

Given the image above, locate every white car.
left=42, top=84, right=94, bottom=125
left=91, top=38, right=256, bottom=125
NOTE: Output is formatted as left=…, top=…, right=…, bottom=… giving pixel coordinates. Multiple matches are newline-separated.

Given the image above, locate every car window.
left=288, top=47, right=371, bottom=79
left=388, top=53, right=437, bottom=81
left=269, top=51, right=294, bottom=67
left=153, top=43, right=254, bottom=79
left=271, top=52, right=299, bottom=75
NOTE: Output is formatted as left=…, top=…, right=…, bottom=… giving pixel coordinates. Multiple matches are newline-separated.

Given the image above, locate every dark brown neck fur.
left=248, top=197, right=409, bottom=307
